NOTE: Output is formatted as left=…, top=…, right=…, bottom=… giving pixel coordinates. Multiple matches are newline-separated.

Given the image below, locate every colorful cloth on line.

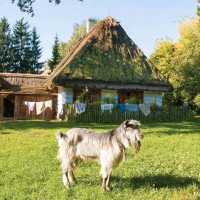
left=101, top=104, right=114, bottom=112
left=24, top=101, right=35, bottom=113
left=75, top=103, right=86, bottom=114
left=139, top=104, right=151, bottom=116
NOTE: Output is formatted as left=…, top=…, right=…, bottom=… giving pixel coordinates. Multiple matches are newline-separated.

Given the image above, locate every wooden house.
left=0, top=17, right=169, bottom=120
left=0, top=73, right=57, bottom=120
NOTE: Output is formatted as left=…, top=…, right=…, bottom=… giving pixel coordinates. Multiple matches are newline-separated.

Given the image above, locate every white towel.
left=139, top=104, right=151, bottom=116
left=36, top=102, right=44, bottom=115
left=45, top=100, right=52, bottom=109
left=101, top=104, right=114, bottom=112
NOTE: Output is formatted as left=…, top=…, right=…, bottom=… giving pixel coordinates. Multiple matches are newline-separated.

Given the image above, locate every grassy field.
left=0, top=119, right=200, bottom=200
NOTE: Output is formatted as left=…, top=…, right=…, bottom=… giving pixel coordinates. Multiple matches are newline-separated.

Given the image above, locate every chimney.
left=86, top=18, right=96, bottom=33
left=86, top=18, right=90, bottom=33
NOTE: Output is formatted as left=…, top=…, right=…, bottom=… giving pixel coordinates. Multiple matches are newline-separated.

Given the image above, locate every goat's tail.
left=56, top=130, right=74, bottom=171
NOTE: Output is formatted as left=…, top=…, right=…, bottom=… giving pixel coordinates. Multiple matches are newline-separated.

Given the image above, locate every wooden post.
left=14, top=95, right=19, bottom=121
left=0, top=95, right=3, bottom=120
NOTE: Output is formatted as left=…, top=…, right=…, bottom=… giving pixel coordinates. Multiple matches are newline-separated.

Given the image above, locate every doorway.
left=3, top=95, right=15, bottom=118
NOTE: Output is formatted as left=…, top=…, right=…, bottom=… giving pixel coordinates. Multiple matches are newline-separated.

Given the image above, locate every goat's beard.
left=133, top=140, right=141, bottom=153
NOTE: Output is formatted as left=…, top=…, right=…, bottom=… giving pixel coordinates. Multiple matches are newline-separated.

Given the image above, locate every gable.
left=46, top=17, right=163, bottom=87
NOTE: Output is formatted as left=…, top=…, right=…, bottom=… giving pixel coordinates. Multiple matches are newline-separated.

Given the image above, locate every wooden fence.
left=64, top=104, right=193, bottom=123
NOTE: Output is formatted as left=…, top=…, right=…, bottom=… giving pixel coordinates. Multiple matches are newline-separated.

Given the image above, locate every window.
left=101, top=90, right=118, bottom=104
left=144, top=92, right=163, bottom=106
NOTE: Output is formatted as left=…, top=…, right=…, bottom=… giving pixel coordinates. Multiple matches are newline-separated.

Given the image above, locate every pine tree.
left=12, top=18, right=32, bottom=73
left=0, top=18, right=13, bottom=72
left=48, top=35, right=61, bottom=71
left=31, top=27, right=42, bottom=73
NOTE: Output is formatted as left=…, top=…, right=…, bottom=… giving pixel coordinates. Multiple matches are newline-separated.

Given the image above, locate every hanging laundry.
left=139, top=104, right=151, bottom=116
left=75, top=103, right=86, bottom=114
left=101, top=104, right=114, bottom=112
left=45, top=100, right=52, bottom=109
left=125, top=104, right=138, bottom=112
left=36, top=102, right=45, bottom=115
left=119, top=104, right=126, bottom=112
left=24, top=101, right=35, bottom=114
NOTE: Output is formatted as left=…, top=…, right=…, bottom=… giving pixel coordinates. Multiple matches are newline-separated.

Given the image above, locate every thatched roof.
left=45, top=17, right=165, bottom=89
left=0, top=73, right=51, bottom=94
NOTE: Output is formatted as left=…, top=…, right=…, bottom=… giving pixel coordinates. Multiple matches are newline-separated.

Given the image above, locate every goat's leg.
left=61, top=160, right=73, bottom=188
left=62, top=171, right=70, bottom=188
left=105, top=173, right=111, bottom=191
left=68, top=170, right=76, bottom=184
left=100, top=165, right=112, bottom=191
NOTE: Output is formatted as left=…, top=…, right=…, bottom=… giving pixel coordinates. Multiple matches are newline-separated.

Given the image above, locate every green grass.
left=0, top=119, right=200, bottom=200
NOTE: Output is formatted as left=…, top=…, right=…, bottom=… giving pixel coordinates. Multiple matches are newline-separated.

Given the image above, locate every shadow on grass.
left=0, top=118, right=199, bottom=135
left=0, top=120, right=117, bottom=133
left=111, top=174, right=200, bottom=190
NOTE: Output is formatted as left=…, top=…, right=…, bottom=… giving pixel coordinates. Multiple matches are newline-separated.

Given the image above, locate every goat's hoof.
left=102, top=186, right=111, bottom=192
left=64, top=184, right=70, bottom=189
left=70, top=181, right=76, bottom=185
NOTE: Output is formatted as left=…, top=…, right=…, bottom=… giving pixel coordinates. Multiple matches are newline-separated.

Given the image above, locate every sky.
left=0, top=0, right=197, bottom=61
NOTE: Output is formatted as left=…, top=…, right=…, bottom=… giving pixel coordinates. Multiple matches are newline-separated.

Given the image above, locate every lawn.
left=0, top=119, right=200, bottom=200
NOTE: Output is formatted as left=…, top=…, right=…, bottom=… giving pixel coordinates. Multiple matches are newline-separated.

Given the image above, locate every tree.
left=150, top=18, right=200, bottom=106
left=31, top=27, right=42, bottom=73
left=0, top=18, right=13, bottom=72
left=197, top=0, right=200, bottom=19
left=48, top=35, right=61, bottom=71
left=59, top=19, right=98, bottom=58
left=12, top=18, right=32, bottom=73
left=150, top=40, right=176, bottom=81
left=11, top=0, right=82, bottom=16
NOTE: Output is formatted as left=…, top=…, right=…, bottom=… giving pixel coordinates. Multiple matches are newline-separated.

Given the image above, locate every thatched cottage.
left=0, top=17, right=169, bottom=120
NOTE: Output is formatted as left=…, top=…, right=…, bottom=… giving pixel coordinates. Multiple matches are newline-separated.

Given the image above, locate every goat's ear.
left=125, top=120, right=130, bottom=126
left=124, top=120, right=130, bottom=127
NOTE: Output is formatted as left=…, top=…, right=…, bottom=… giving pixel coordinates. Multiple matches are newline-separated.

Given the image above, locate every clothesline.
left=66, top=103, right=152, bottom=116
left=24, top=100, right=52, bottom=115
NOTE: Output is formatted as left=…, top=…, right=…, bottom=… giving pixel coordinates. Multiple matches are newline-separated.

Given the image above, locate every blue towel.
left=75, top=103, right=86, bottom=114
left=119, top=104, right=126, bottom=112
left=125, top=104, right=139, bottom=112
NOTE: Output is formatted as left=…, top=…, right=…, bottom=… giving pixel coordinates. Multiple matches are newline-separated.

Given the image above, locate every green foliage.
left=11, top=18, right=42, bottom=73
left=48, top=35, right=61, bottom=71
left=197, top=0, right=200, bottom=19
left=0, top=18, right=13, bottom=72
left=193, top=94, right=200, bottom=111
left=150, top=19, right=200, bottom=107
left=11, top=0, right=83, bottom=16
left=0, top=18, right=42, bottom=73
left=0, top=120, right=200, bottom=199
left=150, top=40, right=175, bottom=81
left=59, top=19, right=98, bottom=58
left=31, top=27, right=42, bottom=73
left=12, top=18, right=33, bottom=73
left=11, top=0, right=62, bottom=16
